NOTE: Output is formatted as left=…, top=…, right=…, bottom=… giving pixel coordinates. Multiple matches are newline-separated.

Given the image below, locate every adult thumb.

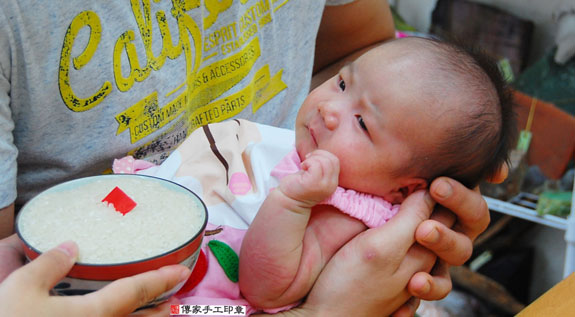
left=15, top=241, right=78, bottom=291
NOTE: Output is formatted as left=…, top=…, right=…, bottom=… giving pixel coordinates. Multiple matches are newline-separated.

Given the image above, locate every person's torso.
left=1, top=0, right=325, bottom=204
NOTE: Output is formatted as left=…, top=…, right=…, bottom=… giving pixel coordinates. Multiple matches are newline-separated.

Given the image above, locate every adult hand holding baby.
left=292, top=190, right=437, bottom=316
left=0, top=240, right=191, bottom=317
left=408, top=165, right=508, bottom=297
left=259, top=165, right=504, bottom=317
left=393, top=165, right=507, bottom=316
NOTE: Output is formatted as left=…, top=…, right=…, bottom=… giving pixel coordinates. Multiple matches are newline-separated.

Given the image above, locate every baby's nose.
left=318, top=102, right=339, bottom=130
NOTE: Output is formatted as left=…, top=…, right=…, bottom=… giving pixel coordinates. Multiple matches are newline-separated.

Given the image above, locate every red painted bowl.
left=16, top=174, right=208, bottom=308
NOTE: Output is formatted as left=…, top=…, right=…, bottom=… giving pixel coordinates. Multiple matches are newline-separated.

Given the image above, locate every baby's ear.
left=388, top=178, right=428, bottom=204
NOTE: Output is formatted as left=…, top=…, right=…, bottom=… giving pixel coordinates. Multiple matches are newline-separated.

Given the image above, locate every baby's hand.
left=280, top=150, right=339, bottom=206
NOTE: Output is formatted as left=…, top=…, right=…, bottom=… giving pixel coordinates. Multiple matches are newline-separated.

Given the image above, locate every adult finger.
left=391, top=297, right=420, bottom=317
left=82, top=265, right=191, bottom=316
left=487, top=162, right=508, bottom=184
left=366, top=191, right=435, bottom=256
left=9, top=241, right=77, bottom=291
left=418, top=189, right=472, bottom=265
left=429, top=207, right=456, bottom=228
left=429, top=177, right=490, bottom=241
left=414, top=219, right=473, bottom=266
left=381, top=191, right=435, bottom=244
left=397, top=241, right=436, bottom=273
left=407, top=260, right=452, bottom=301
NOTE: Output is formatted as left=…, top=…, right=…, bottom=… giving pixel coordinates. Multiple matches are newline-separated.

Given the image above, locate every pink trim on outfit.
left=271, top=149, right=400, bottom=227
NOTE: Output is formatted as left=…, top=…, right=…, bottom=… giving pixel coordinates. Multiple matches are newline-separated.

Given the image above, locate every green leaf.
left=208, top=240, right=239, bottom=283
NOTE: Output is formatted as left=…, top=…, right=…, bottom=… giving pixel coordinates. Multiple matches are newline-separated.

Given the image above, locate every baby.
left=238, top=36, right=516, bottom=310
left=115, top=36, right=515, bottom=314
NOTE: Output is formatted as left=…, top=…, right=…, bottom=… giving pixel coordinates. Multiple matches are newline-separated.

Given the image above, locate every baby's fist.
left=280, top=150, right=339, bottom=205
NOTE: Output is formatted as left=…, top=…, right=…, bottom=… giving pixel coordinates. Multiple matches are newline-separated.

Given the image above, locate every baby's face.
left=295, top=40, right=454, bottom=202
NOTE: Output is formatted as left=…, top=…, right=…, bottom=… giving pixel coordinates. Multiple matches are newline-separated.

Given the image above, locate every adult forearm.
left=314, top=0, right=395, bottom=73
left=0, top=234, right=24, bottom=282
left=0, top=204, right=14, bottom=239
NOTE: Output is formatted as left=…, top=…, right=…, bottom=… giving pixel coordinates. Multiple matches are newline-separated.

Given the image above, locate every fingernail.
left=435, top=180, right=452, bottom=199
left=160, top=265, right=192, bottom=282
left=57, top=241, right=78, bottom=259
left=180, top=267, right=192, bottom=282
left=421, top=226, right=439, bottom=244
left=419, top=280, right=431, bottom=295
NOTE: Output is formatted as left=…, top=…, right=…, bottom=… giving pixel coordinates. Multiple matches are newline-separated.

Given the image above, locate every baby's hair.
left=398, top=36, right=517, bottom=189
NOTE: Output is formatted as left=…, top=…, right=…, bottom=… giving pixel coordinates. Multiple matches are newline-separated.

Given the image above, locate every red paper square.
left=101, top=186, right=137, bottom=215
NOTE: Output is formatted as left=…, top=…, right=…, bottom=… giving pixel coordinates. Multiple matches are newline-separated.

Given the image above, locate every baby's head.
left=295, top=36, right=516, bottom=204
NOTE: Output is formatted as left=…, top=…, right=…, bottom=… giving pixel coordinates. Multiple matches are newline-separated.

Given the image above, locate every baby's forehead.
left=375, top=37, right=439, bottom=56
left=359, top=39, right=444, bottom=77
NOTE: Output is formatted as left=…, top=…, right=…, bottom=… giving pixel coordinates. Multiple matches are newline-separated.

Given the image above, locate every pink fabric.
left=112, top=156, right=155, bottom=174
left=271, top=149, right=400, bottom=228
left=176, top=224, right=254, bottom=314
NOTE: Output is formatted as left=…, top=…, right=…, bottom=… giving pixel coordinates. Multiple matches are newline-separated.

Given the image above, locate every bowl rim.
left=16, top=174, right=208, bottom=269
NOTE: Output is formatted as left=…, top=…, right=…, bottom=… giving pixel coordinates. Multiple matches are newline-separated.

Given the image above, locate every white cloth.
left=125, top=119, right=294, bottom=229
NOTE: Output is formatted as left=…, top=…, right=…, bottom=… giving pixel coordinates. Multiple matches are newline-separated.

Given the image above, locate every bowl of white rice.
left=16, top=174, right=208, bottom=308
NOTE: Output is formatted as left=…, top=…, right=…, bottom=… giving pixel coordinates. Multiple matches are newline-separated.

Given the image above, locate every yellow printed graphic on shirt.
left=59, top=10, right=111, bottom=112
left=58, top=1, right=203, bottom=112
left=58, top=0, right=292, bottom=158
left=114, top=37, right=287, bottom=143
left=187, top=64, right=286, bottom=129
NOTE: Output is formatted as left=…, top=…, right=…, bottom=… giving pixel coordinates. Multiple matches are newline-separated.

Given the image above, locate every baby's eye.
left=338, top=76, right=346, bottom=91
left=356, top=115, right=368, bottom=132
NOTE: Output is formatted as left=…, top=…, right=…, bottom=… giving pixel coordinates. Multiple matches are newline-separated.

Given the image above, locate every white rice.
left=18, top=176, right=205, bottom=264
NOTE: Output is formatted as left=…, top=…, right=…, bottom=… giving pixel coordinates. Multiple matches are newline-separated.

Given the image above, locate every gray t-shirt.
left=0, top=0, right=354, bottom=206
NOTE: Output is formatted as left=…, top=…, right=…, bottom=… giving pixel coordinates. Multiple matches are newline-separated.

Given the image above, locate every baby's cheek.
left=335, top=161, right=359, bottom=189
